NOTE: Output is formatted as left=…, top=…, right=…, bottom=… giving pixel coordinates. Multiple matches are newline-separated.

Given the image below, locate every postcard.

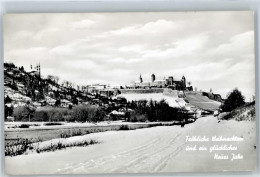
left=3, top=12, right=256, bottom=175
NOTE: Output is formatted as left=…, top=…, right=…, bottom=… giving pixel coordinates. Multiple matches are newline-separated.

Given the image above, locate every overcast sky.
left=4, top=12, right=255, bottom=101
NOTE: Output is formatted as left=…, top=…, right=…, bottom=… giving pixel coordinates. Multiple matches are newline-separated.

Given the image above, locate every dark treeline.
left=13, top=105, right=106, bottom=123
left=11, top=99, right=191, bottom=123
left=128, top=99, right=190, bottom=122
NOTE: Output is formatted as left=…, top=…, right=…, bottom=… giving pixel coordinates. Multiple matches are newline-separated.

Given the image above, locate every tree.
left=54, top=76, right=59, bottom=85
left=220, top=88, right=245, bottom=112
left=47, top=75, right=59, bottom=85
left=72, top=105, right=89, bottom=122
left=72, top=97, right=78, bottom=105
left=4, top=95, right=12, bottom=104
left=47, top=75, right=55, bottom=83
left=4, top=105, right=13, bottom=120
left=13, top=106, right=34, bottom=121
left=90, top=107, right=105, bottom=122
left=55, top=99, right=61, bottom=107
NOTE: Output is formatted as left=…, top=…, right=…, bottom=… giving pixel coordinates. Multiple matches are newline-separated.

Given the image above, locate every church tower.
left=139, top=74, right=143, bottom=83
left=38, top=63, right=41, bottom=76
left=151, top=74, right=155, bottom=82
left=182, top=76, right=186, bottom=89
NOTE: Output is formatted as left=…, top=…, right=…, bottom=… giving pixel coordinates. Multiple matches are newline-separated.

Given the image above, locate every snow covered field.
left=5, top=120, right=160, bottom=130
left=5, top=116, right=256, bottom=175
left=5, top=121, right=180, bottom=144
left=116, top=93, right=185, bottom=107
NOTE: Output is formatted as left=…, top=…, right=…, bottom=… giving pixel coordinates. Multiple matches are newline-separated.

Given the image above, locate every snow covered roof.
left=28, top=69, right=38, bottom=73
left=102, top=88, right=115, bottom=91
left=17, top=83, right=24, bottom=87
left=110, top=110, right=125, bottom=115
left=5, top=103, right=12, bottom=107
left=154, top=80, right=166, bottom=82
left=52, top=86, right=58, bottom=91
left=61, top=99, right=71, bottom=103
left=13, top=93, right=22, bottom=98
left=33, top=102, right=41, bottom=106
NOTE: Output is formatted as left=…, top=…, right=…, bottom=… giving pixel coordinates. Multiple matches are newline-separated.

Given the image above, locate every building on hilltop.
left=202, top=92, right=223, bottom=102
left=28, top=63, right=41, bottom=76
left=133, top=74, right=191, bottom=91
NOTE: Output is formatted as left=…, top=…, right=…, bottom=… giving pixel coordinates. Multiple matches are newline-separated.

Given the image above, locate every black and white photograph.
left=3, top=11, right=256, bottom=175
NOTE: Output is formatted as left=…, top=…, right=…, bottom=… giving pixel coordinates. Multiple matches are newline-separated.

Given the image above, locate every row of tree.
left=128, top=99, right=190, bottom=122
left=12, top=104, right=106, bottom=122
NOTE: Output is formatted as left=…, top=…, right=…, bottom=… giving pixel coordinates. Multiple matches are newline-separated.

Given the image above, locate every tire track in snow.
left=57, top=136, right=162, bottom=173
left=152, top=143, right=186, bottom=172
left=109, top=133, right=181, bottom=173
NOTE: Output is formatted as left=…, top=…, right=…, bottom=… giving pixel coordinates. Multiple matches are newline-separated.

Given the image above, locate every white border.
left=0, top=0, right=259, bottom=177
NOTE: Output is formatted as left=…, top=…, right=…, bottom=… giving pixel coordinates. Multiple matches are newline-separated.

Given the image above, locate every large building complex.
left=133, top=74, right=192, bottom=91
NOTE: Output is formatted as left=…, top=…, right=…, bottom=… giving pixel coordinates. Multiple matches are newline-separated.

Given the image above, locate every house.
left=213, top=94, right=222, bottom=102
left=17, top=83, right=25, bottom=91
left=7, top=116, right=15, bottom=122
left=202, top=92, right=222, bottom=102
left=61, top=99, right=72, bottom=108
left=46, top=97, right=56, bottom=106
left=99, top=88, right=115, bottom=97
left=32, top=102, right=41, bottom=107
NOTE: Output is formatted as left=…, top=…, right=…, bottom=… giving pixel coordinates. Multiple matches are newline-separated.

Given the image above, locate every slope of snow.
left=116, top=93, right=183, bottom=107
left=185, top=94, right=221, bottom=111
left=5, top=116, right=256, bottom=175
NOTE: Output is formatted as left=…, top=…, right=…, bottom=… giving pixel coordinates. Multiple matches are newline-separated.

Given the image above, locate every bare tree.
left=187, top=81, right=191, bottom=87
left=54, top=76, right=59, bottom=84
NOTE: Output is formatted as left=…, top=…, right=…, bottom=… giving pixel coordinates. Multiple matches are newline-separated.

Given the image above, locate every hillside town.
left=4, top=62, right=224, bottom=122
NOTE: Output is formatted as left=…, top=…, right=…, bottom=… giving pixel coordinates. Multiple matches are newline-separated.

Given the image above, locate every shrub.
left=221, top=88, right=245, bottom=112
left=44, top=122, right=63, bottom=126
left=247, top=107, right=255, bottom=119
left=48, top=108, right=68, bottom=122
left=33, top=108, right=68, bottom=122
left=5, top=138, right=34, bottom=156
left=220, top=104, right=255, bottom=121
left=71, top=105, right=89, bottom=122
left=129, top=111, right=147, bottom=122
left=35, top=139, right=99, bottom=154
left=64, top=114, right=75, bottom=122
left=60, top=129, right=89, bottom=139
left=72, top=105, right=106, bottom=122
left=13, top=106, right=35, bottom=121
left=4, top=105, right=13, bottom=120
left=4, top=95, right=12, bottom=104
left=18, top=124, right=30, bottom=128
left=33, top=110, right=49, bottom=121
left=5, top=138, right=99, bottom=156
left=119, top=125, right=130, bottom=130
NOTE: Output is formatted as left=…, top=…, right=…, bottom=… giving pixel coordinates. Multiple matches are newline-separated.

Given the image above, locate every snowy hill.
left=4, top=63, right=85, bottom=110
left=218, top=103, right=255, bottom=121
left=184, top=92, right=221, bottom=111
